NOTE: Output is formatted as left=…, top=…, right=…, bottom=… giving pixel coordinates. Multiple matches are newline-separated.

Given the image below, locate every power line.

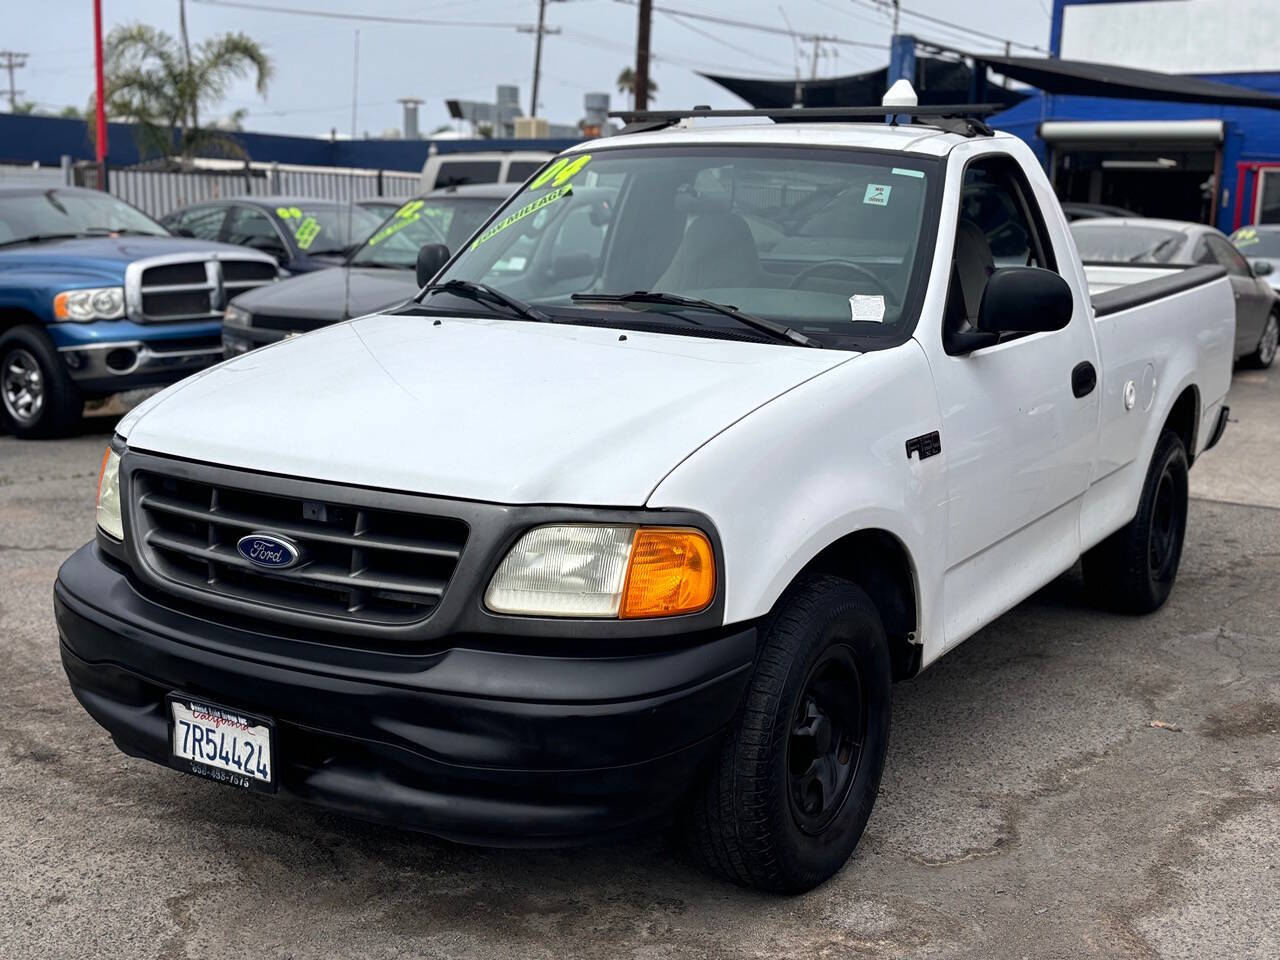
left=851, top=0, right=1048, bottom=54
left=613, top=0, right=885, bottom=50
left=658, top=11, right=795, bottom=72
left=188, top=0, right=531, bottom=29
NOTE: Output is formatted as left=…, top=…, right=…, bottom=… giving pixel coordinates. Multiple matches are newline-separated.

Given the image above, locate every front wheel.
left=685, top=575, right=892, bottom=893
left=1083, top=428, right=1189, bottom=614
left=1245, top=311, right=1278, bottom=369
left=0, top=325, right=82, bottom=438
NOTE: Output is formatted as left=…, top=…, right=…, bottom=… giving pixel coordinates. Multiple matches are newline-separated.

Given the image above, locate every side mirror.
left=977, top=266, right=1074, bottom=335
left=1252, top=258, right=1274, bottom=277
left=416, top=243, right=451, bottom=288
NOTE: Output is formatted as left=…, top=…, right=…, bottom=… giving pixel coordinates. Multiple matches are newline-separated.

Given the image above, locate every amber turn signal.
left=619, top=527, right=715, bottom=619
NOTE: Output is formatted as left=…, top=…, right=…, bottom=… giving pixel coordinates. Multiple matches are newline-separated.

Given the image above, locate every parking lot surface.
left=1, top=371, right=1277, bottom=960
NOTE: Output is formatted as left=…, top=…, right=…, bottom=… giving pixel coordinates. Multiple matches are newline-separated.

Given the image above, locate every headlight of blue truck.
left=54, top=286, right=125, bottom=322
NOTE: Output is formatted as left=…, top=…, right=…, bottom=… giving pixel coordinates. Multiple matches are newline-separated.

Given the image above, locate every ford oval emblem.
left=236, top=532, right=302, bottom=569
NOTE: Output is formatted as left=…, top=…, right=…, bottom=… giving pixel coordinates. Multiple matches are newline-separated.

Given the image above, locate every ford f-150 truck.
left=0, top=185, right=278, bottom=438
left=55, top=95, right=1236, bottom=894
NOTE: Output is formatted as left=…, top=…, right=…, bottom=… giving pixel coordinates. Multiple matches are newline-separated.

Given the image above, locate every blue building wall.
left=0, top=112, right=578, bottom=172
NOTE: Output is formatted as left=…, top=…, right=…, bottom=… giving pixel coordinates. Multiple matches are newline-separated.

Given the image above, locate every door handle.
left=1072, top=360, right=1097, bottom=399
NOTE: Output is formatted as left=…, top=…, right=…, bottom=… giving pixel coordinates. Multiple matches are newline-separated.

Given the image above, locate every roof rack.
left=608, top=104, right=999, bottom=138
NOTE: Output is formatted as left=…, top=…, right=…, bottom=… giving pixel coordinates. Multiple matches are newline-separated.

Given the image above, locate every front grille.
left=132, top=255, right=277, bottom=323
left=250, top=313, right=333, bottom=332
left=132, top=470, right=468, bottom=626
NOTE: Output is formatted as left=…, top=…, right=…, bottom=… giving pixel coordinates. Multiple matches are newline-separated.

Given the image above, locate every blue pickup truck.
left=0, top=185, right=278, bottom=438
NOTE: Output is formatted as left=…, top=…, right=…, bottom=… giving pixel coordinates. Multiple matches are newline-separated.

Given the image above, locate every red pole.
left=93, top=0, right=108, bottom=188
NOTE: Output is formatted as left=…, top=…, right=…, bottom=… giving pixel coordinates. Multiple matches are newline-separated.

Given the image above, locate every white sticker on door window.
left=849, top=294, right=885, bottom=323
left=863, top=183, right=891, bottom=206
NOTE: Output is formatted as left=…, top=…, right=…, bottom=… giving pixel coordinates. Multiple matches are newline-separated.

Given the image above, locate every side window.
left=1206, top=235, right=1250, bottom=277
left=957, top=159, right=1055, bottom=270
left=224, top=207, right=287, bottom=259
left=945, top=156, right=1058, bottom=345
left=1192, top=240, right=1216, bottom=265
left=178, top=206, right=227, bottom=241
left=434, top=160, right=501, bottom=188
left=505, top=161, right=544, bottom=183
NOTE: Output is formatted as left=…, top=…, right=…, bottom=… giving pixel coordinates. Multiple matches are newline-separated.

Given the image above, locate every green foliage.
left=101, top=22, right=272, bottom=162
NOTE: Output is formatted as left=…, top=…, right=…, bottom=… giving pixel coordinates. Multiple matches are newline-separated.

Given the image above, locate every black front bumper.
left=55, top=543, right=756, bottom=845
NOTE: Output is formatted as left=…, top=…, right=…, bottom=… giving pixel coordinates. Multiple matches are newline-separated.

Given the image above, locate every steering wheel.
left=788, top=259, right=898, bottom=308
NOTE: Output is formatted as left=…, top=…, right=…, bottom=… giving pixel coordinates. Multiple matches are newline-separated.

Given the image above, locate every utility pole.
left=891, top=0, right=901, bottom=35
left=530, top=0, right=546, bottom=118
left=517, top=1, right=560, bottom=118
left=634, top=0, right=653, bottom=111
left=0, top=51, right=28, bottom=112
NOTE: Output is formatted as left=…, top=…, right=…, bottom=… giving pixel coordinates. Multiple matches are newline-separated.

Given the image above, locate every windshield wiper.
left=571, top=290, right=822, bottom=348
left=421, top=279, right=551, bottom=324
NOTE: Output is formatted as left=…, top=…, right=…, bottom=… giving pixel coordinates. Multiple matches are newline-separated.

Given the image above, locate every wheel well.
left=1163, top=385, right=1199, bottom=465
left=0, top=306, right=43, bottom=337
left=798, top=529, right=920, bottom=681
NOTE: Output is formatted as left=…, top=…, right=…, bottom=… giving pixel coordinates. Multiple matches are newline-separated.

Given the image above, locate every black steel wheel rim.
left=1148, top=462, right=1182, bottom=582
left=786, top=643, right=866, bottom=836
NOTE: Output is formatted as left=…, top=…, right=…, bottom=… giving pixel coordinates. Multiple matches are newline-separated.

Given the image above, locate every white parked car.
left=57, top=91, right=1235, bottom=894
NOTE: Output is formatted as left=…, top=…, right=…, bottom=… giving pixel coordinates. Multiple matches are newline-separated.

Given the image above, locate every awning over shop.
left=970, top=54, right=1280, bottom=110
left=700, top=58, right=1028, bottom=110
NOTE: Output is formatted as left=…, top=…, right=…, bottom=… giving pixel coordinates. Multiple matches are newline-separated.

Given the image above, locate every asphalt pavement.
left=1, top=371, right=1277, bottom=960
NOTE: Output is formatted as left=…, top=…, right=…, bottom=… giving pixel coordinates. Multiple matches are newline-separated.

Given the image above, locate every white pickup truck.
left=56, top=94, right=1235, bottom=894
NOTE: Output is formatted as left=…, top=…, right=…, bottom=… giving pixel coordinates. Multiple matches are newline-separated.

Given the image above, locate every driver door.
left=930, top=153, right=1100, bottom=648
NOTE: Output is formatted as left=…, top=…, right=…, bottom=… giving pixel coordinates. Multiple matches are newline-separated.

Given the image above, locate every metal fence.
left=73, top=162, right=421, bottom=218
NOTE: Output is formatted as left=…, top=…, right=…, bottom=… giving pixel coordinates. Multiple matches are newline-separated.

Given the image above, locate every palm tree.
left=101, top=22, right=272, bottom=163
left=616, top=67, right=657, bottom=109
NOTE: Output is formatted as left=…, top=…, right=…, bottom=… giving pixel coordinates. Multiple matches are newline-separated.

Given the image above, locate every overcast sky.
left=10, top=0, right=1054, bottom=139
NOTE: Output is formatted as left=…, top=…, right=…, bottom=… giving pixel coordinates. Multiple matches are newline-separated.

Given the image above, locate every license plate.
left=167, top=696, right=276, bottom=793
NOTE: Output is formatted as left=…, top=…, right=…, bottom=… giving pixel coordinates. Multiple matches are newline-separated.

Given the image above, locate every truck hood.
left=0, top=234, right=262, bottom=282
left=231, top=265, right=418, bottom=327
left=120, top=312, right=854, bottom=505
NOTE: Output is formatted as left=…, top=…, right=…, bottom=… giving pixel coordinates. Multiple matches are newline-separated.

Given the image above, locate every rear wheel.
left=1245, top=311, right=1278, bottom=369
left=686, top=575, right=892, bottom=893
left=1083, top=428, right=1188, bottom=614
left=0, top=326, right=82, bottom=439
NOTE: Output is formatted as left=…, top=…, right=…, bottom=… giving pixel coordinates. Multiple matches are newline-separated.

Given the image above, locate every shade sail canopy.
left=971, top=54, right=1280, bottom=109
left=700, top=58, right=1028, bottom=110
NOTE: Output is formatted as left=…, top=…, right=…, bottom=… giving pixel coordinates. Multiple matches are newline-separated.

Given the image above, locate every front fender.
left=647, top=341, right=950, bottom=666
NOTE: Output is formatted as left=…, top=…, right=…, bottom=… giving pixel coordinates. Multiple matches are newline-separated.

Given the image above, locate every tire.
left=1245, top=310, right=1278, bottom=370
left=1083, top=428, right=1189, bottom=614
left=686, top=575, right=892, bottom=893
left=0, top=325, right=82, bottom=439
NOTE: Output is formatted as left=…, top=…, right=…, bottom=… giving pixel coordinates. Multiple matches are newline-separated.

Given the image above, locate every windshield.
left=1230, top=226, right=1280, bottom=259
left=1070, top=223, right=1185, bottom=263
left=351, top=196, right=505, bottom=268
left=423, top=147, right=939, bottom=348
left=0, top=189, right=167, bottom=244
left=275, top=203, right=382, bottom=255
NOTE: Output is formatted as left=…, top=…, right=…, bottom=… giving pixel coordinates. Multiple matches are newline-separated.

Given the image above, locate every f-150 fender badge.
left=905, top=431, right=942, bottom=461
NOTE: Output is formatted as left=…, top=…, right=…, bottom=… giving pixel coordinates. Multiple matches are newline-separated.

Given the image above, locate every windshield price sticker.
left=368, top=199, right=425, bottom=247
left=863, top=184, right=892, bottom=206
left=471, top=184, right=573, bottom=250
left=294, top=216, right=321, bottom=250
left=849, top=294, right=886, bottom=323
left=1233, top=227, right=1259, bottom=248
left=529, top=154, right=592, bottom=191
left=275, top=206, right=303, bottom=219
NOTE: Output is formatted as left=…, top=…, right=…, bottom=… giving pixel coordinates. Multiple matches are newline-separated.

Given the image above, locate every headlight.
left=484, top=524, right=715, bottom=619
left=96, top=448, right=123, bottom=540
left=224, top=304, right=252, bottom=328
left=54, top=286, right=125, bottom=322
